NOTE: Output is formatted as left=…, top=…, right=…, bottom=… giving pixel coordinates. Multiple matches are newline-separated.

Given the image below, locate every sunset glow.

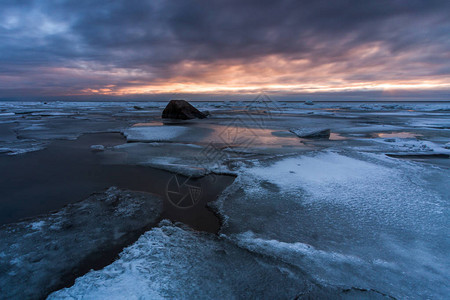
left=93, top=81, right=450, bottom=96
left=0, top=1, right=449, bottom=100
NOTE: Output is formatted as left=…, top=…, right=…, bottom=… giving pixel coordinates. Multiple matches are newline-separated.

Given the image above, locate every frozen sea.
left=0, top=99, right=449, bottom=299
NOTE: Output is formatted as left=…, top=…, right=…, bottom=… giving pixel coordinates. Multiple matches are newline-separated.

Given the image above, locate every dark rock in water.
left=290, top=128, right=331, bottom=139
left=162, top=100, right=207, bottom=120
left=133, top=105, right=144, bottom=110
left=304, top=100, right=314, bottom=105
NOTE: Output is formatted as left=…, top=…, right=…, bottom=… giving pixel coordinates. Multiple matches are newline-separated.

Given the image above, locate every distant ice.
left=123, top=126, right=189, bottom=142
left=370, top=137, right=450, bottom=154
left=339, top=124, right=405, bottom=134
left=30, top=112, right=75, bottom=117
left=408, top=117, right=450, bottom=129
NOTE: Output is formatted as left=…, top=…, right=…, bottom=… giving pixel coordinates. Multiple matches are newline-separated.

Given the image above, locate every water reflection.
left=329, top=132, right=348, bottom=140
left=372, top=132, right=421, bottom=138
left=131, top=121, right=307, bottom=148
left=203, top=124, right=302, bottom=147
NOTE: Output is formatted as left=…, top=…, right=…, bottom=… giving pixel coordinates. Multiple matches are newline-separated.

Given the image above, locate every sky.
left=0, top=0, right=449, bottom=101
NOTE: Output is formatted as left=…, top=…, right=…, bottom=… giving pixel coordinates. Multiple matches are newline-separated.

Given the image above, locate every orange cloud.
left=78, top=48, right=449, bottom=96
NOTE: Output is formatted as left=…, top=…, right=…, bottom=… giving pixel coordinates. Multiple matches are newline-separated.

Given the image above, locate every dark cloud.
left=0, top=0, right=449, bottom=98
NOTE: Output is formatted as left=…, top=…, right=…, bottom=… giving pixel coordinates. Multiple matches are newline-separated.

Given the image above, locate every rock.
left=289, top=128, right=331, bottom=139
left=133, top=105, right=144, bottom=110
left=304, top=100, right=314, bottom=105
left=162, top=100, right=207, bottom=120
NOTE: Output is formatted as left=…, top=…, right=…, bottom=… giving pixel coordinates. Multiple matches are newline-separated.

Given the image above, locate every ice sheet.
left=214, top=151, right=449, bottom=299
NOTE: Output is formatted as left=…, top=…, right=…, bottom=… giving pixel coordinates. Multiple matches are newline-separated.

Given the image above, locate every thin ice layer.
left=109, top=142, right=234, bottom=177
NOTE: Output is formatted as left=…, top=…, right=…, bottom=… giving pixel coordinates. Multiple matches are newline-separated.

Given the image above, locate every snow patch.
left=247, top=151, right=386, bottom=192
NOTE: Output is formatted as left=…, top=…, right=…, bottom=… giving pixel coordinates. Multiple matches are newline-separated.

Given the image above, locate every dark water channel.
left=0, top=132, right=235, bottom=233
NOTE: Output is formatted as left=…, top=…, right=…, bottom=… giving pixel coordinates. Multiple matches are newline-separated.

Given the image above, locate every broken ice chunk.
left=90, top=144, right=105, bottom=152
left=289, top=128, right=331, bottom=139
left=0, top=187, right=163, bottom=299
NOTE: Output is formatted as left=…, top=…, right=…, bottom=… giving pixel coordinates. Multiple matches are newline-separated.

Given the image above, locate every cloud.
left=0, top=0, right=449, bottom=99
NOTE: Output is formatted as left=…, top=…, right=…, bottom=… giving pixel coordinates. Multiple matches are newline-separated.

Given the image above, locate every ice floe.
left=290, top=128, right=331, bottom=139
left=213, top=151, right=449, bottom=299
left=123, top=125, right=190, bottom=142
left=0, top=187, right=163, bottom=299
left=48, top=220, right=334, bottom=299
left=90, top=144, right=105, bottom=151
